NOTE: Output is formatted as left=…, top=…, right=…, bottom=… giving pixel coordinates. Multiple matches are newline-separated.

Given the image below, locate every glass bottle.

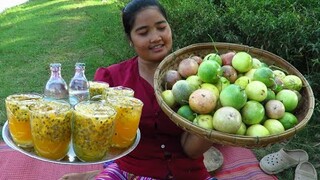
left=44, top=63, right=69, bottom=101
left=69, top=62, right=90, bottom=106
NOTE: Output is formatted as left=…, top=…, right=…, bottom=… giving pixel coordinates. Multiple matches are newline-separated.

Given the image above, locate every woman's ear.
left=127, top=35, right=133, bottom=47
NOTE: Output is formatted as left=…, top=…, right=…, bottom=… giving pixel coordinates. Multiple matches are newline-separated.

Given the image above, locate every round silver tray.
left=2, top=121, right=140, bottom=165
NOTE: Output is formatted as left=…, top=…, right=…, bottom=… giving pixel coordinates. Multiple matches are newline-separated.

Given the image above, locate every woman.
left=94, top=0, right=214, bottom=179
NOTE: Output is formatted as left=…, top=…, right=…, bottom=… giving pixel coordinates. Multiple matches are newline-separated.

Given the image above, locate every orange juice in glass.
left=73, top=101, right=117, bottom=162
left=103, top=86, right=134, bottom=99
left=5, top=93, right=43, bottom=148
left=107, top=96, right=143, bottom=148
left=29, top=100, right=72, bottom=160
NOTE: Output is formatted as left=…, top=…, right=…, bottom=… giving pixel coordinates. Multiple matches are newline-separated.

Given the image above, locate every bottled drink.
left=44, top=63, right=69, bottom=101
left=69, top=62, right=90, bottom=106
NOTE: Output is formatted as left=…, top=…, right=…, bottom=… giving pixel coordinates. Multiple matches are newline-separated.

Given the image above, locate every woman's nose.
left=150, top=31, right=162, bottom=43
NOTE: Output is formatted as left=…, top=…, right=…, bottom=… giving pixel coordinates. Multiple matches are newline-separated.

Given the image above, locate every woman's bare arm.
left=180, top=131, right=213, bottom=159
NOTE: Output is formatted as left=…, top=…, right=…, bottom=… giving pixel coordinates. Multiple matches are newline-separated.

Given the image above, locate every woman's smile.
left=150, top=44, right=164, bottom=52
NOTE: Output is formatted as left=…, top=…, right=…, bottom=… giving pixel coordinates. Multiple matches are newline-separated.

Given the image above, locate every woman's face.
left=130, top=7, right=172, bottom=62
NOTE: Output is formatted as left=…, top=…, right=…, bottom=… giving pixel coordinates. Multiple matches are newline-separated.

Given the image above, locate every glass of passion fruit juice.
left=5, top=93, right=43, bottom=148
left=72, top=101, right=117, bottom=162
left=29, top=100, right=72, bottom=160
left=89, top=81, right=109, bottom=98
left=102, top=86, right=134, bottom=100
left=107, top=96, right=143, bottom=149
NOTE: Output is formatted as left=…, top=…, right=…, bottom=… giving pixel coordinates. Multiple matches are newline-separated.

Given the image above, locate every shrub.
left=162, top=0, right=320, bottom=98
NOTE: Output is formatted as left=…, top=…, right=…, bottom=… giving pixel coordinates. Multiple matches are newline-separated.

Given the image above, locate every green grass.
left=0, top=0, right=134, bottom=126
left=0, top=1, right=319, bottom=179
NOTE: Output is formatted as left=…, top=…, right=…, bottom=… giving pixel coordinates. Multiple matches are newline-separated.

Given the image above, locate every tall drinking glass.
left=5, top=93, right=42, bottom=148
left=73, top=101, right=117, bottom=162
left=89, top=81, right=109, bottom=98
left=107, top=96, right=143, bottom=149
left=103, top=86, right=134, bottom=99
left=29, top=100, right=72, bottom=160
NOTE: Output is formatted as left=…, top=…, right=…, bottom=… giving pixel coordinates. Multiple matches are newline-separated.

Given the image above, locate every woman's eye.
left=158, top=26, right=166, bottom=31
left=138, top=31, right=148, bottom=36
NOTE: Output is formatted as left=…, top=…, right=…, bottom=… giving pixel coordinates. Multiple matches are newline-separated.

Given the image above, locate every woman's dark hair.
left=122, top=0, right=168, bottom=39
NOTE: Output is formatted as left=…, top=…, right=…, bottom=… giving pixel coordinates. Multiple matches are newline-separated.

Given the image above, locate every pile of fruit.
left=161, top=51, right=303, bottom=137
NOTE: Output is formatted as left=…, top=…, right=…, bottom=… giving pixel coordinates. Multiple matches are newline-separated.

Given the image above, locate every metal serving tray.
left=2, top=121, right=140, bottom=165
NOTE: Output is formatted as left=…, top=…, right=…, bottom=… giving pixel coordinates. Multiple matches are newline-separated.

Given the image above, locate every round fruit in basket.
left=203, top=53, right=222, bottom=65
left=221, top=65, right=238, bottom=83
left=245, top=81, right=268, bottom=102
left=263, top=119, right=285, bottom=135
left=172, top=80, right=195, bottom=105
left=189, top=89, right=217, bottom=114
left=186, top=75, right=202, bottom=90
left=219, top=84, right=247, bottom=110
left=265, top=100, right=285, bottom=119
left=178, top=58, right=199, bottom=78
left=273, top=70, right=286, bottom=80
left=194, top=114, right=214, bottom=130
left=200, top=83, right=220, bottom=98
left=177, top=105, right=196, bottom=122
left=276, top=89, right=299, bottom=112
left=283, top=75, right=303, bottom=91
left=253, top=67, right=275, bottom=87
left=278, top=112, right=298, bottom=130
left=241, top=100, right=265, bottom=125
left=197, top=60, right=222, bottom=84
left=220, top=51, right=235, bottom=65
left=231, top=51, right=253, bottom=73
left=246, top=124, right=270, bottom=137
left=162, top=69, right=182, bottom=90
left=234, top=76, right=251, bottom=89
left=161, top=90, right=176, bottom=108
left=154, top=42, right=315, bottom=148
left=236, top=122, right=247, bottom=135
left=212, top=106, right=242, bottom=134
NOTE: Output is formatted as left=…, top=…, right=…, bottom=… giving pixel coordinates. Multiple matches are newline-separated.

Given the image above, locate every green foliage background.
left=165, top=0, right=320, bottom=76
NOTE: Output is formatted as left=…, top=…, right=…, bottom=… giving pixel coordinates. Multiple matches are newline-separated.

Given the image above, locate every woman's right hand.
left=180, top=131, right=213, bottom=159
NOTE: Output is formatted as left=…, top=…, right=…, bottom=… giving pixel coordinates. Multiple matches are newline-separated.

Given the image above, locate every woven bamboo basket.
left=154, top=42, right=315, bottom=148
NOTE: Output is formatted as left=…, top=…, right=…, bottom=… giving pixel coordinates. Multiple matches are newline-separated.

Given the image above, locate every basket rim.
left=154, top=42, right=315, bottom=148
